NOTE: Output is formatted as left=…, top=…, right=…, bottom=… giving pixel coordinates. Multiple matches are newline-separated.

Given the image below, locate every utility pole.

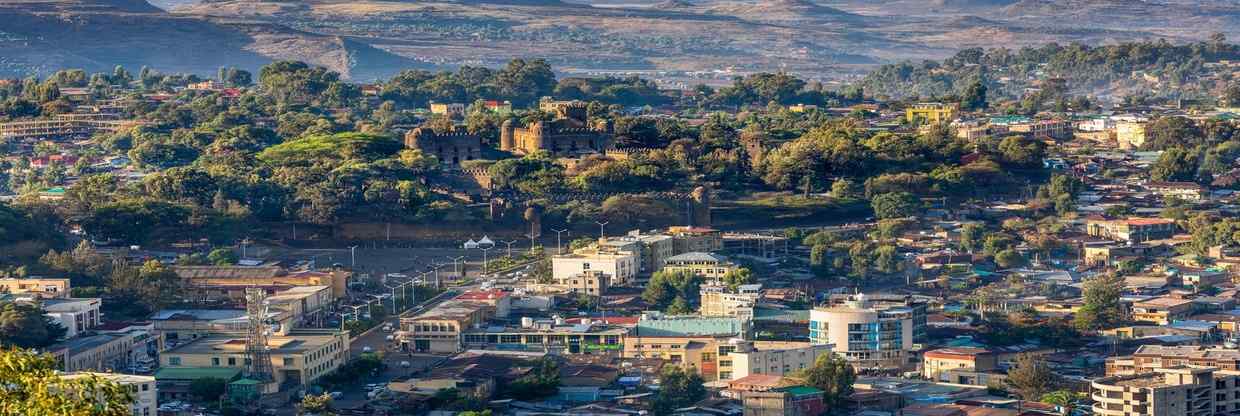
left=447, top=256, right=465, bottom=280
left=551, top=229, right=569, bottom=255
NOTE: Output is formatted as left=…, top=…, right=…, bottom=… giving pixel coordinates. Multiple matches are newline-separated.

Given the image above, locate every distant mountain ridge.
left=2, top=0, right=1240, bottom=80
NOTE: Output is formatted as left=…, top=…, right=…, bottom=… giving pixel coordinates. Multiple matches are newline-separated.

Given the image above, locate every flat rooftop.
left=163, top=331, right=342, bottom=355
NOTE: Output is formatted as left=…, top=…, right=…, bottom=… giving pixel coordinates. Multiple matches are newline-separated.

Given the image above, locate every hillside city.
left=9, top=36, right=1240, bottom=416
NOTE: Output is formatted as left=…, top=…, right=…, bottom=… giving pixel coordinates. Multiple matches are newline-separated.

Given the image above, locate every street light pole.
left=447, top=256, right=465, bottom=280
left=595, top=221, right=609, bottom=239
left=551, top=229, right=568, bottom=255
left=526, top=233, right=538, bottom=254
left=502, top=240, right=518, bottom=258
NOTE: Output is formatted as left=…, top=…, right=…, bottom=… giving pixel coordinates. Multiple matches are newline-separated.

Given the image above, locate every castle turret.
left=500, top=119, right=514, bottom=152
left=530, top=120, right=546, bottom=150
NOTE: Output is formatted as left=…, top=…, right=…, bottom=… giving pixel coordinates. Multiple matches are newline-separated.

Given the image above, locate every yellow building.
left=1117, top=120, right=1148, bottom=150
left=922, top=348, right=997, bottom=382
left=0, top=277, right=70, bottom=298
left=399, top=300, right=494, bottom=353
left=1131, top=297, right=1194, bottom=325
left=61, top=372, right=157, bottom=416
left=905, top=103, right=960, bottom=125
left=551, top=246, right=638, bottom=285
left=623, top=316, right=747, bottom=381
left=173, top=265, right=351, bottom=301
left=160, top=329, right=349, bottom=389
left=664, top=252, right=738, bottom=280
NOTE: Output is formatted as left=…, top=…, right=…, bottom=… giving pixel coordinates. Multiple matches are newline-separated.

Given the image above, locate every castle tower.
left=530, top=121, right=546, bottom=151
left=500, top=119, right=514, bottom=152
left=691, top=186, right=712, bottom=228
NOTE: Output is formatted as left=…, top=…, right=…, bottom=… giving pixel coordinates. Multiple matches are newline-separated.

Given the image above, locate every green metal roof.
left=154, top=367, right=242, bottom=381
left=230, top=378, right=262, bottom=385
left=634, top=317, right=743, bottom=337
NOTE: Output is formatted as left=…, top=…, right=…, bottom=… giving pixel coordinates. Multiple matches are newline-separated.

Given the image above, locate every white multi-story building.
left=809, top=294, right=914, bottom=370
left=727, top=340, right=833, bottom=380
left=43, top=297, right=102, bottom=338
left=552, top=246, right=638, bottom=285
left=700, top=283, right=761, bottom=320
left=61, top=372, right=158, bottom=416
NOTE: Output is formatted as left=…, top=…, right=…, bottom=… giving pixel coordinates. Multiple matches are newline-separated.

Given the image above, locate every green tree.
left=506, top=357, right=560, bottom=400
left=798, top=353, right=855, bottom=409
left=0, top=302, right=67, bottom=348
left=207, top=248, right=238, bottom=265
left=995, top=249, right=1025, bottom=268
left=871, top=192, right=921, bottom=219
left=189, top=377, right=227, bottom=403
left=831, top=179, right=855, bottom=199
left=960, top=79, right=988, bottom=111
left=1074, top=273, right=1126, bottom=331
left=720, top=268, right=755, bottom=290
left=299, top=392, right=335, bottom=415
left=653, top=366, right=707, bottom=415
left=1005, top=353, right=1059, bottom=400
left=1150, top=146, right=1200, bottom=182
left=959, top=223, right=983, bottom=253
left=0, top=349, right=134, bottom=415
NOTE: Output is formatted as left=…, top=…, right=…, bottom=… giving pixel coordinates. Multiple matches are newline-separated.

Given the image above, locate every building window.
left=169, top=357, right=181, bottom=366
left=228, top=357, right=236, bottom=366
left=283, top=357, right=294, bottom=366
left=211, top=358, right=220, bottom=366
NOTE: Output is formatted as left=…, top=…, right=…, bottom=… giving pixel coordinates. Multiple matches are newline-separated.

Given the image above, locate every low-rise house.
left=922, top=348, right=998, bottom=384
left=1132, top=297, right=1195, bottom=325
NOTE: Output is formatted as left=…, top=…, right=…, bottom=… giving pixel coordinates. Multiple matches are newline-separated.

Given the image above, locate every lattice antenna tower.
left=244, top=287, right=274, bottom=383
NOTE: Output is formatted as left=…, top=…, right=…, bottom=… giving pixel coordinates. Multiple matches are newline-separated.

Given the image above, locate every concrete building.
left=906, top=103, right=960, bottom=125
left=601, top=231, right=674, bottom=276
left=742, top=386, right=826, bottom=416
left=1091, top=367, right=1240, bottom=416
left=266, top=285, right=333, bottom=327
left=727, top=341, right=833, bottom=381
left=809, top=295, right=914, bottom=370
left=460, top=318, right=627, bottom=354
left=50, top=332, right=139, bottom=372
left=622, top=315, right=748, bottom=381
left=159, top=329, right=349, bottom=390
left=1087, top=218, right=1177, bottom=243
left=455, top=289, right=512, bottom=318
left=552, top=246, right=638, bottom=286
left=42, top=297, right=101, bottom=339
left=1146, top=181, right=1208, bottom=202
left=667, top=226, right=724, bottom=254
left=664, top=252, right=739, bottom=281
left=700, top=283, right=761, bottom=320
left=429, top=102, right=466, bottom=117
left=1008, top=119, right=1072, bottom=140
left=1106, top=346, right=1240, bottom=376
left=173, top=265, right=351, bottom=301
left=825, top=293, right=928, bottom=343
left=551, top=270, right=611, bottom=296
left=61, top=372, right=157, bottom=416
left=1117, top=120, right=1148, bottom=150
left=1132, top=297, right=1195, bottom=325
left=399, top=300, right=494, bottom=353
left=0, top=277, right=70, bottom=298
left=922, top=348, right=998, bottom=383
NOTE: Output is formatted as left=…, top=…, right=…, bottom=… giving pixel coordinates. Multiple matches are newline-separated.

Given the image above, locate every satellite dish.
left=464, top=239, right=478, bottom=249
